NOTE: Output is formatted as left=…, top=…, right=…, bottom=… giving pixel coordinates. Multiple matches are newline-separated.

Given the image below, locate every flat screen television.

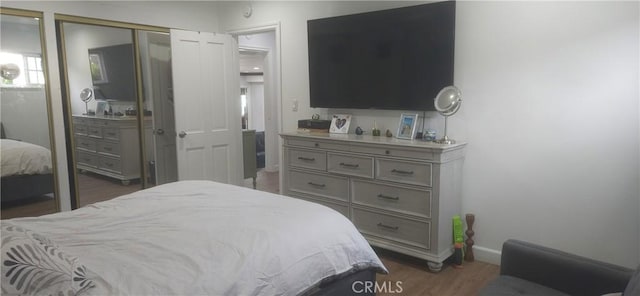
left=307, top=1, right=455, bottom=111
left=88, top=43, right=136, bottom=101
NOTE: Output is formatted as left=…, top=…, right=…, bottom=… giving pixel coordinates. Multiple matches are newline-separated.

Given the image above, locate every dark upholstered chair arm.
left=500, top=239, right=633, bottom=296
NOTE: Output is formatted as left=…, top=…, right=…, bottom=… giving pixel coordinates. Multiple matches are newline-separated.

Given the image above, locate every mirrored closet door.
left=0, top=8, right=59, bottom=218
left=57, top=18, right=176, bottom=208
left=137, top=30, right=177, bottom=186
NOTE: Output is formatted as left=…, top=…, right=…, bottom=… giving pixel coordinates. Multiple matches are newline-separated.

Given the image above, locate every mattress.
left=1, top=180, right=387, bottom=295
left=1, top=139, right=52, bottom=177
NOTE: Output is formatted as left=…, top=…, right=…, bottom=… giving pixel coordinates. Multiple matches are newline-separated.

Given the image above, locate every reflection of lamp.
left=0, top=63, right=20, bottom=80
left=80, top=88, right=93, bottom=115
left=433, top=86, right=462, bottom=144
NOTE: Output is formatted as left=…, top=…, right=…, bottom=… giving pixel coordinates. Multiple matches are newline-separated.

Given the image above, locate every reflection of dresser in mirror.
left=73, top=115, right=152, bottom=185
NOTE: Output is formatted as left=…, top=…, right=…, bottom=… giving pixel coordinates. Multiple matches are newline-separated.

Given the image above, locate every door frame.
left=227, top=22, right=283, bottom=176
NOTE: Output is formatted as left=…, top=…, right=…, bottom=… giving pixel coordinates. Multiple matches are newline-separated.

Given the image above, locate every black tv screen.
left=308, top=1, right=455, bottom=111
left=88, top=43, right=136, bottom=101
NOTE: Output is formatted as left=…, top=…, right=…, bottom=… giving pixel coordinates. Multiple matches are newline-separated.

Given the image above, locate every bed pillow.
left=1, top=222, right=96, bottom=295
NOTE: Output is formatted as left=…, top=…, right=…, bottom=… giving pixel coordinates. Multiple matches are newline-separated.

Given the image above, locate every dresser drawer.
left=76, top=151, right=98, bottom=168
left=354, top=144, right=434, bottom=161
left=74, top=125, right=88, bottom=136
left=73, top=117, right=88, bottom=125
left=103, top=127, right=121, bottom=141
left=288, top=170, right=348, bottom=201
left=288, top=149, right=326, bottom=171
left=87, top=126, right=103, bottom=138
left=352, top=207, right=430, bottom=250
left=327, top=153, right=374, bottom=178
left=352, top=179, right=431, bottom=218
left=99, top=156, right=122, bottom=173
left=294, top=195, right=350, bottom=218
left=75, top=136, right=96, bottom=152
left=376, top=158, right=432, bottom=187
left=286, top=138, right=349, bottom=151
left=97, top=141, right=120, bottom=156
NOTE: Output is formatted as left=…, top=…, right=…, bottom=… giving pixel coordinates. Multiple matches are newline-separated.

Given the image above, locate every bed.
left=1, top=180, right=387, bottom=295
left=1, top=138, right=54, bottom=203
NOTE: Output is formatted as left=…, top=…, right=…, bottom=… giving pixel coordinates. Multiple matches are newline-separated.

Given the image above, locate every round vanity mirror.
left=433, top=86, right=462, bottom=144
left=80, top=87, right=94, bottom=115
left=0, top=63, right=21, bottom=80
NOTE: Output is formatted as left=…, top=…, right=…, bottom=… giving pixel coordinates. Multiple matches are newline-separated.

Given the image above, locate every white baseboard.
left=472, top=245, right=502, bottom=266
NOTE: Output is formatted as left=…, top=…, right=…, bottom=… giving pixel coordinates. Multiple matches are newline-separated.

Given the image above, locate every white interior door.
left=171, top=29, right=242, bottom=185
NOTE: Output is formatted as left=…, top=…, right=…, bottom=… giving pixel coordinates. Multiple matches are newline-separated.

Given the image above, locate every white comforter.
left=1, top=139, right=52, bottom=177
left=1, top=181, right=387, bottom=295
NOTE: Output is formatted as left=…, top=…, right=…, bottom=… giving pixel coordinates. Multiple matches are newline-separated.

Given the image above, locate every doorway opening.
left=232, top=28, right=281, bottom=194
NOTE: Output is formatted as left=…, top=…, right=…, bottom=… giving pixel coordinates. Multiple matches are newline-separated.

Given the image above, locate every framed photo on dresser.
left=330, top=114, right=351, bottom=134
left=397, top=113, right=418, bottom=140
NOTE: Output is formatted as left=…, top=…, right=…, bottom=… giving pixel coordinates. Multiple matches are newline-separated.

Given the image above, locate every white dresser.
left=73, top=115, right=152, bottom=185
left=281, top=132, right=466, bottom=270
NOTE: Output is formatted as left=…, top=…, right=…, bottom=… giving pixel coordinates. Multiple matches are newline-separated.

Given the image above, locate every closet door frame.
left=55, top=14, right=168, bottom=209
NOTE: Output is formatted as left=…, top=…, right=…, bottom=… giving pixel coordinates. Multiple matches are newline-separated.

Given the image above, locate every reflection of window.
left=88, top=53, right=108, bottom=83
left=25, top=55, right=45, bottom=85
left=0, top=52, right=45, bottom=87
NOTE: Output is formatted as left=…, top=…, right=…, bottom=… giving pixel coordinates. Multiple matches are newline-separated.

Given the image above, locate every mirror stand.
left=434, top=116, right=455, bottom=144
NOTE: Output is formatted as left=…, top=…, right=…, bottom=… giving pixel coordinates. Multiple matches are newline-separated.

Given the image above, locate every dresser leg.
left=427, top=261, right=443, bottom=272
left=121, top=180, right=130, bottom=186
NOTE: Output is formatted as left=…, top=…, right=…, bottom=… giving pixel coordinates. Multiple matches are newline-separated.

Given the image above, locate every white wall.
left=218, top=1, right=640, bottom=268
left=456, top=1, right=639, bottom=268
left=1, top=88, right=51, bottom=149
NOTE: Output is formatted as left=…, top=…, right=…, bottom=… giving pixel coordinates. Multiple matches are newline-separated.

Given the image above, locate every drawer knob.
left=385, top=150, right=390, bottom=155
left=339, top=162, right=359, bottom=168
left=377, top=222, right=399, bottom=231
left=377, top=194, right=400, bottom=201
left=314, top=143, right=319, bottom=147
left=297, top=157, right=316, bottom=162
left=391, top=169, right=414, bottom=175
left=307, top=181, right=326, bottom=188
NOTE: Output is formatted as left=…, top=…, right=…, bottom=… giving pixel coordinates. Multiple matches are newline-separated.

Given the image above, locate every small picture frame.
left=96, top=101, right=107, bottom=115
left=330, top=114, right=351, bottom=134
left=396, top=113, right=419, bottom=140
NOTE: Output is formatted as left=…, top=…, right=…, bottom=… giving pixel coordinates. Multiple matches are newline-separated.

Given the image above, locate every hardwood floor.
left=1, top=195, right=57, bottom=219
left=243, top=168, right=280, bottom=194
left=375, top=248, right=499, bottom=295
left=76, top=172, right=141, bottom=207
left=1, top=172, right=142, bottom=219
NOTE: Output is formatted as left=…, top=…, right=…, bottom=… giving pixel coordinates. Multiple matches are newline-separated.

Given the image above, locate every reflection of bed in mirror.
left=1, top=139, right=54, bottom=203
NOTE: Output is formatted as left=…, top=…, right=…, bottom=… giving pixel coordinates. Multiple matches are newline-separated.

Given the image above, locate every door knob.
left=179, top=131, right=187, bottom=138
left=155, top=128, right=165, bottom=135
